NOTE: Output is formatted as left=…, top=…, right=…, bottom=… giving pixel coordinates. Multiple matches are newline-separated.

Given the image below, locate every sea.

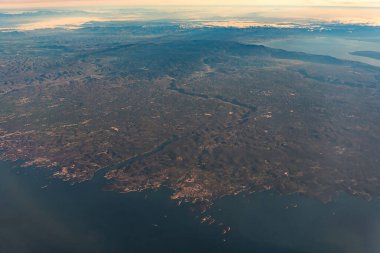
left=1, top=161, right=380, bottom=253
left=261, top=36, right=380, bottom=67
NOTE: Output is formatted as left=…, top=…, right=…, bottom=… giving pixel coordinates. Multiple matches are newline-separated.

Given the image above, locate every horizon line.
left=2, top=3, right=380, bottom=10
left=0, top=0, right=380, bottom=9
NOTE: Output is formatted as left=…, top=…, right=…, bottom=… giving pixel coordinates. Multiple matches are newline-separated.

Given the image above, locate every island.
left=350, top=51, right=380, bottom=60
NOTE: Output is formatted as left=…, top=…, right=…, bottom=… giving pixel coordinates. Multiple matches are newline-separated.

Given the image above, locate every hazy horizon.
left=1, top=0, right=380, bottom=9
left=1, top=5, right=380, bottom=31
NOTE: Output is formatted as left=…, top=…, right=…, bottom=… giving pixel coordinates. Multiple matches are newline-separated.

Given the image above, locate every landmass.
left=1, top=24, right=380, bottom=209
left=350, top=51, right=380, bottom=60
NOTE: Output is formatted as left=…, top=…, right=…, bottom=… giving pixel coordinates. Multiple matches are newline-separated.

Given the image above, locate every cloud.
left=1, top=2, right=379, bottom=31
left=15, top=17, right=104, bottom=30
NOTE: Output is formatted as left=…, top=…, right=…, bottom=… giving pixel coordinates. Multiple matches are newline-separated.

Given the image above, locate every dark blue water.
left=1, top=160, right=380, bottom=253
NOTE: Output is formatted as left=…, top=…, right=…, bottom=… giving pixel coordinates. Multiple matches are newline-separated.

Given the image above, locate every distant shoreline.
left=350, top=51, right=380, bottom=60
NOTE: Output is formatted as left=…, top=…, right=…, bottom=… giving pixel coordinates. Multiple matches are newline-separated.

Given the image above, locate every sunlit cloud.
left=200, top=21, right=297, bottom=28
left=254, top=6, right=380, bottom=25
left=1, top=1, right=380, bottom=31
left=13, top=15, right=149, bottom=30
left=15, top=17, right=105, bottom=30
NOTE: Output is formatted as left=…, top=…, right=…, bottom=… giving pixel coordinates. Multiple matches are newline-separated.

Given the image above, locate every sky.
left=1, top=0, right=380, bottom=8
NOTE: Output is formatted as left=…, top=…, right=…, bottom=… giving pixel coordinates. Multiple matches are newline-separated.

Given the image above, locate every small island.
left=350, top=51, right=380, bottom=60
